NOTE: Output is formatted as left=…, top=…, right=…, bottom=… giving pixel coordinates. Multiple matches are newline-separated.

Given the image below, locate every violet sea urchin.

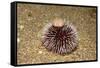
left=42, top=18, right=78, bottom=55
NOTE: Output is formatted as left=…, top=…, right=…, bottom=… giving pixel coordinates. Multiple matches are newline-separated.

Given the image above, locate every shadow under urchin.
left=42, top=24, right=78, bottom=55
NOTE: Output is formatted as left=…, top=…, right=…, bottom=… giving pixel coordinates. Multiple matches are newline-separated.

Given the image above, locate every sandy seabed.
left=17, top=3, right=97, bottom=65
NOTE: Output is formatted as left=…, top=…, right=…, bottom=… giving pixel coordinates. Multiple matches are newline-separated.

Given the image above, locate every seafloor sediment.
left=17, top=3, right=97, bottom=65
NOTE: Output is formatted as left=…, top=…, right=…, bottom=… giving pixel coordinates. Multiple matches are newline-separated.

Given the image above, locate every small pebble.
left=20, top=25, right=24, bottom=30
left=38, top=51, right=43, bottom=54
left=17, top=38, right=20, bottom=43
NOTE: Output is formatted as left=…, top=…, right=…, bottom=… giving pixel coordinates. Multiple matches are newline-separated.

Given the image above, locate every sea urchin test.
left=42, top=18, right=78, bottom=55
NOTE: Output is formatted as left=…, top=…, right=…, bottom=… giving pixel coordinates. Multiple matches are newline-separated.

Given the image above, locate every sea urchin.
left=42, top=18, right=78, bottom=55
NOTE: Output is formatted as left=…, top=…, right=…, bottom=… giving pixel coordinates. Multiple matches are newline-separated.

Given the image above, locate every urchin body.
left=42, top=18, right=78, bottom=55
